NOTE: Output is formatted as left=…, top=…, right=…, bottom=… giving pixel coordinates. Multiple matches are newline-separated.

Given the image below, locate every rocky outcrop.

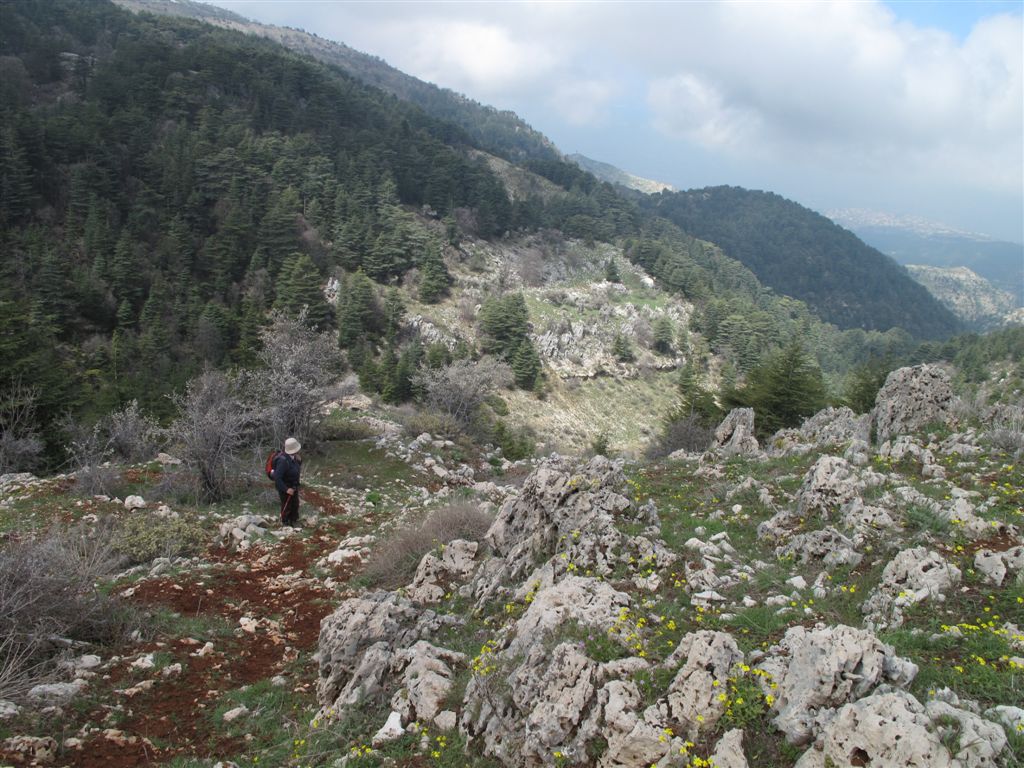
left=473, top=456, right=671, bottom=603
left=862, top=547, right=961, bottom=629
left=315, top=592, right=461, bottom=718
left=873, top=364, right=955, bottom=444
left=714, top=408, right=760, bottom=456
left=770, top=406, right=870, bottom=455
left=756, top=625, right=917, bottom=745
left=795, top=689, right=1005, bottom=768
left=777, top=528, right=862, bottom=569
left=405, top=539, right=480, bottom=604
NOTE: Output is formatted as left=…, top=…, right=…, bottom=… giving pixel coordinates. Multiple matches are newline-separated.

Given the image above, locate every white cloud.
left=210, top=0, right=1023, bottom=237
left=548, top=78, right=618, bottom=125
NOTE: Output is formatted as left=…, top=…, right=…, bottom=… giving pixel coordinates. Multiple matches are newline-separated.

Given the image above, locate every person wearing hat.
left=274, top=437, right=302, bottom=526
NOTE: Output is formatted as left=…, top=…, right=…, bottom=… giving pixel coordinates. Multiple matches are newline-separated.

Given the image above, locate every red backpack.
left=265, top=449, right=281, bottom=480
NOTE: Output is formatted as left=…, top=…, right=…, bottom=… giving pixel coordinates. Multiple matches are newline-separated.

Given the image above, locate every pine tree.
left=338, top=271, right=380, bottom=348
left=726, top=340, right=826, bottom=437
left=274, top=253, right=333, bottom=331
left=612, top=333, right=634, bottom=362
left=0, top=125, right=32, bottom=225
left=511, top=339, right=541, bottom=390
left=419, top=248, right=451, bottom=303
left=653, top=317, right=674, bottom=355
left=479, top=293, right=529, bottom=359
left=604, top=258, right=621, bottom=283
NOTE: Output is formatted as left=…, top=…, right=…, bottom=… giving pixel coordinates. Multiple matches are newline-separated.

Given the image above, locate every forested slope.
left=642, top=186, right=962, bottom=339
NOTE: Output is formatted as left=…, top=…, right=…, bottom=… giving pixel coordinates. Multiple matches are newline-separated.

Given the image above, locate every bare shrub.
left=646, top=413, right=715, bottom=459
left=167, top=370, right=252, bottom=502
left=0, top=522, right=135, bottom=701
left=363, top=502, right=494, bottom=588
left=106, top=400, right=163, bottom=463
left=414, top=358, right=513, bottom=429
left=393, top=405, right=462, bottom=440
left=0, top=380, right=44, bottom=474
left=989, top=403, right=1024, bottom=458
left=517, top=248, right=546, bottom=287
left=247, top=310, right=344, bottom=448
left=60, top=417, right=117, bottom=496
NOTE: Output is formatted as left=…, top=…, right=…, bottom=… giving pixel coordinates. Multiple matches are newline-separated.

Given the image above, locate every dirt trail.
left=9, top=503, right=354, bottom=768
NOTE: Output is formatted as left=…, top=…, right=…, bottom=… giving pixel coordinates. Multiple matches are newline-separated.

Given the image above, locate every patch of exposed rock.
left=758, top=456, right=883, bottom=541
left=873, top=364, right=955, bottom=444
left=315, top=591, right=462, bottom=719
left=794, top=689, right=1005, bottom=768
left=862, top=547, right=961, bottom=629
left=755, top=624, right=917, bottom=745
left=770, top=406, right=870, bottom=456
left=473, top=456, right=672, bottom=604
left=714, top=408, right=760, bottom=456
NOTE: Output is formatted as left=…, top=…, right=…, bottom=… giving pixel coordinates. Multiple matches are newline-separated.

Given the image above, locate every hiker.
left=274, top=437, right=302, bottom=526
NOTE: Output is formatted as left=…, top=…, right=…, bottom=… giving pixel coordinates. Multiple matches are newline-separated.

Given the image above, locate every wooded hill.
left=642, top=186, right=962, bottom=339
left=0, top=0, right=972, bottom=464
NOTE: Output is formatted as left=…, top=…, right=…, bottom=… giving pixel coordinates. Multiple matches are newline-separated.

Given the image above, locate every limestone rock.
left=777, top=527, right=862, bottom=570
left=406, top=539, right=479, bottom=604
left=756, top=624, right=917, bottom=745
left=710, top=729, right=749, bottom=768
left=222, top=705, right=249, bottom=722
left=770, top=406, right=870, bottom=456
left=924, top=699, right=1006, bottom=767
left=863, top=547, right=961, bottom=629
left=316, top=591, right=460, bottom=718
left=371, top=711, right=405, bottom=747
left=475, top=456, right=672, bottom=603
left=509, top=576, right=630, bottom=655
left=873, top=364, right=955, bottom=444
left=123, top=494, right=145, bottom=510
left=796, top=689, right=1005, bottom=768
left=714, top=408, right=760, bottom=456
left=390, top=641, right=466, bottom=724
left=462, top=641, right=602, bottom=766
left=974, top=546, right=1024, bottom=586
left=658, top=630, right=744, bottom=737
left=0, top=700, right=20, bottom=720
left=0, top=736, right=58, bottom=764
left=27, top=680, right=87, bottom=707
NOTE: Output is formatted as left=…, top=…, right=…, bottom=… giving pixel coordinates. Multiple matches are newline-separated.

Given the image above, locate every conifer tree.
left=612, top=333, right=634, bottom=362
left=338, top=271, right=380, bottom=348
left=419, top=248, right=451, bottom=304
left=274, top=253, right=333, bottom=331
left=511, top=339, right=542, bottom=390
left=653, top=317, right=674, bottom=354
left=604, top=258, right=621, bottom=283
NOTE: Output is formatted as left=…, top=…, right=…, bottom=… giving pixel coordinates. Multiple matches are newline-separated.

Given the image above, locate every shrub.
left=646, top=413, right=715, bottom=459
left=0, top=522, right=136, bottom=701
left=363, top=502, right=494, bottom=588
left=106, top=400, right=163, bottom=462
left=414, top=358, right=513, bottom=428
left=112, top=513, right=207, bottom=564
left=0, top=380, right=44, bottom=474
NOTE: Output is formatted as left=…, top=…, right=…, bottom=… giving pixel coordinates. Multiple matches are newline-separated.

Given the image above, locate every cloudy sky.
left=206, top=1, right=1023, bottom=242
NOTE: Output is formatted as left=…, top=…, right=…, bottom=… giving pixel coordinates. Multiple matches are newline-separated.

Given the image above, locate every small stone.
left=223, top=706, right=249, bottom=722
left=434, top=710, right=457, bottom=731
left=372, top=711, right=405, bottom=746
left=131, top=654, right=155, bottom=670
left=124, top=495, right=146, bottom=510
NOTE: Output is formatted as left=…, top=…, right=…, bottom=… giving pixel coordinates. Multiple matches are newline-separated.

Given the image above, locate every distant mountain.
left=904, top=265, right=1017, bottom=331
left=112, top=0, right=561, bottom=164
left=828, top=211, right=1023, bottom=308
left=568, top=154, right=675, bottom=195
left=641, top=187, right=962, bottom=339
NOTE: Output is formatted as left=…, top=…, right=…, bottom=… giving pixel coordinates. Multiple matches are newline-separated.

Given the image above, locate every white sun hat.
left=284, top=437, right=302, bottom=455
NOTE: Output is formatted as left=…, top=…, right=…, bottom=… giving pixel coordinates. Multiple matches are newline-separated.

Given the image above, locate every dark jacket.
left=273, top=452, right=301, bottom=495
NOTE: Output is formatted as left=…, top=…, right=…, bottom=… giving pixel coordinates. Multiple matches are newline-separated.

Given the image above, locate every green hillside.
left=642, top=186, right=962, bottom=339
